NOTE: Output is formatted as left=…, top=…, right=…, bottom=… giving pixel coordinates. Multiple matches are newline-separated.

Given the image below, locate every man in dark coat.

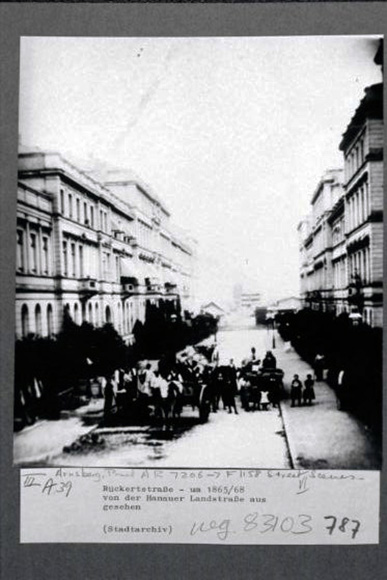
left=303, top=374, right=316, bottom=405
left=104, top=376, right=116, bottom=422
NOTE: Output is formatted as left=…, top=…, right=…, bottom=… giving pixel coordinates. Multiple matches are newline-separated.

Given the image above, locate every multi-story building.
left=16, top=147, right=196, bottom=342
left=298, top=80, right=383, bottom=327
left=339, top=82, right=383, bottom=327
left=298, top=169, right=344, bottom=313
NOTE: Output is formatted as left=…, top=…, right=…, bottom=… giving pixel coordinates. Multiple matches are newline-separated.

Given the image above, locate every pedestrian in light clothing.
left=260, top=390, right=270, bottom=411
left=290, top=374, right=302, bottom=407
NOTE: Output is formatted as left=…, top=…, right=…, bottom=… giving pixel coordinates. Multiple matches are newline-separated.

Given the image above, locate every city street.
left=15, top=317, right=380, bottom=469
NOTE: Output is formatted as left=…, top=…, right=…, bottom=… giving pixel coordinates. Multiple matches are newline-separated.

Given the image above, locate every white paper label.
left=20, top=468, right=379, bottom=544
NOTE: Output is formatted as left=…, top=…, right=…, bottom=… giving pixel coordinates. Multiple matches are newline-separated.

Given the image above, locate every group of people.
left=103, top=363, right=186, bottom=421
left=102, top=343, right=318, bottom=422
left=238, top=347, right=281, bottom=412
left=290, top=373, right=316, bottom=407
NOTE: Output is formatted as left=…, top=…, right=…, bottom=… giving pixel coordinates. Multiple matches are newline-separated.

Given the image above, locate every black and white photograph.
left=13, top=35, right=383, bottom=471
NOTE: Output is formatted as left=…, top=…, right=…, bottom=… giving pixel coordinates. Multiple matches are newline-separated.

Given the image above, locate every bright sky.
left=19, top=36, right=382, bottom=307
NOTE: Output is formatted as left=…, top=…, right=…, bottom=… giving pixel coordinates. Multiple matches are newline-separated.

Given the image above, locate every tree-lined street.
left=14, top=317, right=380, bottom=469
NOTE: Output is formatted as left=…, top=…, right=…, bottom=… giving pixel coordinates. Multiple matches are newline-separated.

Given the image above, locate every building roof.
left=18, top=148, right=137, bottom=221
left=201, top=302, right=225, bottom=314
left=310, top=168, right=343, bottom=205
left=87, top=163, right=170, bottom=216
left=339, top=83, right=383, bottom=152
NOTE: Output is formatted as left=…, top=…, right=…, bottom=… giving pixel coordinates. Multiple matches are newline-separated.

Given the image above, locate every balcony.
left=165, top=282, right=178, bottom=294
left=79, top=277, right=98, bottom=296
left=145, top=277, right=162, bottom=293
left=121, top=280, right=139, bottom=295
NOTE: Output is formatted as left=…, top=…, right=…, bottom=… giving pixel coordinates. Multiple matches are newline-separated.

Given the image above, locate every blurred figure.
left=103, top=376, right=116, bottom=421
left=260, top=390, right=270, bottom=411
left=262, top=350, right=277, bottom=369
left=303, top=374, right=316, bottom=405
left=290, top=374, right=302, bottom=407
left=314, top=353, right=325, bottom=381
left=238, top=372, right=251, bottom=411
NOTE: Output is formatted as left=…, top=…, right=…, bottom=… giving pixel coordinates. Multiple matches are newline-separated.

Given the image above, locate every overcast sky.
left=19, top=36, right=382, bottom=306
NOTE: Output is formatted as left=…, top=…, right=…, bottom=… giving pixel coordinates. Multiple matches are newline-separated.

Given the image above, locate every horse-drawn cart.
left=239, top=366, right=284, bottom=411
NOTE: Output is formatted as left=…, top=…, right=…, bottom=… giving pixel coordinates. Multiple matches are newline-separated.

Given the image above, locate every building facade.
left=298, top=169, right=344, bottom=314
left=298, top=81, right=383, bottom=327
left=16, top=148, right=196, bottom=342
left=339, top=82, right=383, bottom=327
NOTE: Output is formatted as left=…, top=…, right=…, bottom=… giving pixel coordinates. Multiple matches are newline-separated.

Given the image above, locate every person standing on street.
left=290, top=374, right=302, bottom=407
left=222, top=364, right=238, bottom=414
left=303, top=374, right=316, bottom=405
left=262, top=350, right=277, bottom=369
left=104, top=376, right=116, bottom=422
left=314, top=353, right=325, bottom=381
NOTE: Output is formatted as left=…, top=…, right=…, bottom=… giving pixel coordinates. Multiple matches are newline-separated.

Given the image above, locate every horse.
left=152, top=379, right=183, bottom=430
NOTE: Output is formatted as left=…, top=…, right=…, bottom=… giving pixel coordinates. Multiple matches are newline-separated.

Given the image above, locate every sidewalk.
left=274, top=333, right=380, bottom=470
left=13, top=398, right=104, bottom=465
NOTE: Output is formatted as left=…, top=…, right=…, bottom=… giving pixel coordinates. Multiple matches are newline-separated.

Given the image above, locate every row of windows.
left=20, top=298, right=148, bottom=339
left=347, top=181, right=370, bottom=232
left=60, top=189, right=95, bottom=227
left=333, top=257, right=347, bottom=289
left=60, top=185, right=190, bottom=267
left=331, top=217, right=345, bottom=246
left=62, top=240, right=85, bottom=278
left=348, top=247, right=371, bottom=285
left=17, top=228, right=51, bottom=275
left=305, top=266, right=326, bottom=292
left=60, top=188, right=113, bottom=233
left=345, top=134, right=365, bottom=182
left=21, top=303, right=54, bottom=338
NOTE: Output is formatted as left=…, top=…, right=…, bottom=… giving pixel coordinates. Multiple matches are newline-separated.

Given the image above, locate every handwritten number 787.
left=324, top=516, right=360, bottom=539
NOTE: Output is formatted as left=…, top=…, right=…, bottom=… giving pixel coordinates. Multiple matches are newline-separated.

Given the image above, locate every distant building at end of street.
left=201, top=301, right=225, bottom=318
left=271, top=296, right=302, bottom=314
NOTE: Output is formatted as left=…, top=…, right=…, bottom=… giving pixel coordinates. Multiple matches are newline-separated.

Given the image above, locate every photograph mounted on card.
left=14, top=36, right=383, bottom=473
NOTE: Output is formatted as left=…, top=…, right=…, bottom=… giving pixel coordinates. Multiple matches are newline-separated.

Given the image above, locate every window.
left=30, top=233, right=37, bottom=272
left=17, top=230, right=24, bottom=271
left=79, top=245, right=84, bottom=278
left=74, top=302, right=79, bottom=324
left=364, top=182, right=370, bottom=217
left=76, top=198, right=80, bottom=222
left=60, top=189, right=65, bottom=214
left=115, top=255, right=120, bottom=280
left=47, top=304, right=53, bottom=336
left=100, top=210, right=103, bottom=231
left=84, top=202, right=88, bottom=224
left=62, top=241, right=68, bottom=276
left=68, top=194, right=73, bottom=218
left=42, top=236, right=49, bottom=274
left=90, top=206, right=94, bottom=228
left=71, top=242, right=76, bottom=277
left=21, top=304, right=29, bottom=338
left=35, top=304, right=42, bottom=336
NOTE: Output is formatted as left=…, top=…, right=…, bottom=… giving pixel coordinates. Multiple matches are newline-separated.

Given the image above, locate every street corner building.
left=15, top=147, right=197, bottom=343
left=298, top=77, right=383, bottom=327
